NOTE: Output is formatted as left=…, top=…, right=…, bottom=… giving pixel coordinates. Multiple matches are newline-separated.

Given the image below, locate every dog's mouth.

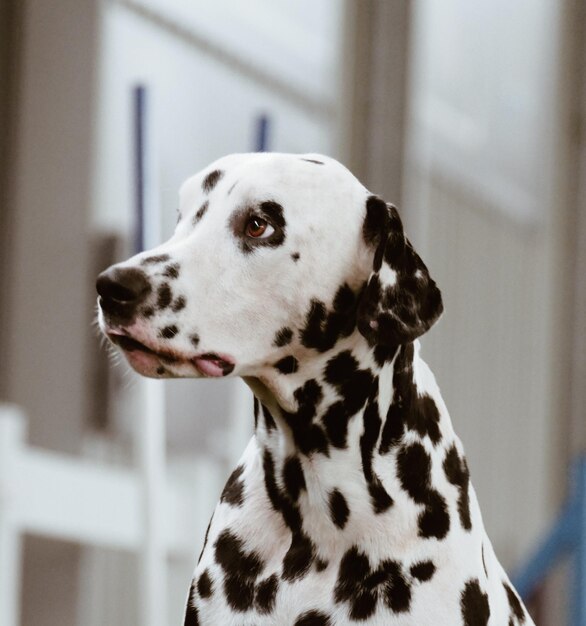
left=106, top=331, right=235, bottom=378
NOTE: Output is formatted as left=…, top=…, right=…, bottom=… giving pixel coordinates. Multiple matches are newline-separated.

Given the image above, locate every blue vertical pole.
left=255, top=114, right=270, bottom=152
left=133, top=85, right=146, bottom=254
left=573, top=457, right=586, bottom=626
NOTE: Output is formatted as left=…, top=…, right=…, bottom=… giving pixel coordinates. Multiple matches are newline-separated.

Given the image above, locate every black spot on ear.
left=274, top=355, right=299, bottom=374
left=273, top=326, right=294, bottom=347
left=142, top=253, right=170, bottom=265
left=283, top=456, right=306, bottom=501
left=291, top=252, right=300, bottom=261
left=193, top=200, right=209, bottom=226
left=220, top=464, right=245, bottom=507
left=184, top=580, right=199, bottom=626
left=443, top=445, right=472, bottom=531
left=410, top=561, right=436, bottom=582
left=461, top=579, right=490, bottom=626
left=294, top=610, right=332, bottom=626
left=503, top=582, right=526, bottom=623
left=160, top=325, right=178, bottom=339
left=300, top=158, right=324, bottom=165
left=255, top=574, right=279, bottom=614
left=157, top=283, right=172, bottom=309
left=197, top=570, right=213, bottom=599
left=202, top=169, right=223, bottom=193
left=329, top=488, right=350, bottom=529
left=163, top=263, right=180, bottom=279
left=190, top=333, right=200, bottom=348
left=363, top=196, right=390, bottom=247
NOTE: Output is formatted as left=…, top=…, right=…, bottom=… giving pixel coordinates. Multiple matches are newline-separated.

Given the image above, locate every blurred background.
left=0, top=0, right=585, bottom=624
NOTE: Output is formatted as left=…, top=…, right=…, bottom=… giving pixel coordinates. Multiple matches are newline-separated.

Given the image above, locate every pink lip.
left=105, top=329, right=235, bottom=378
left=192, top=354, right=235, bottom=378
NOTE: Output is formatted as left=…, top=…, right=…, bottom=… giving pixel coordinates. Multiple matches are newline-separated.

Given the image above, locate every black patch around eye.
left=230, top=200, right=287, bottom=253
left=202, top=169, right=223, bottom=193
left=300, top=158, right=324, bottom=165
left=142, top=253, right=170, bottom=265
left=193, top=200, right=209, bottom=226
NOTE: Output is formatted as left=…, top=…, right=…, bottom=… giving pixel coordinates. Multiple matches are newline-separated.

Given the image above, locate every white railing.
left=0, top=395, right=241, bottom=626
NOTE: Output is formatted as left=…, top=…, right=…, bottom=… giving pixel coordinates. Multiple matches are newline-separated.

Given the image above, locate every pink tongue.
left=194, top=357, right=225, bottom=378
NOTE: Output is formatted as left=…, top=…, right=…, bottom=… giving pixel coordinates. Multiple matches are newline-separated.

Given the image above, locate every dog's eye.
left=245, top=216, right=274, bottom=239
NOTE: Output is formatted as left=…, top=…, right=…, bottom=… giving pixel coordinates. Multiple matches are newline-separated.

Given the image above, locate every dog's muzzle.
left=96, top=266, right=151, bottom=320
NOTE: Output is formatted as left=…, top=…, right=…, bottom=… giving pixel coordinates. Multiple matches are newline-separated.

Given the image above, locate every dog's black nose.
left=96, top=266, right=151, bottom=316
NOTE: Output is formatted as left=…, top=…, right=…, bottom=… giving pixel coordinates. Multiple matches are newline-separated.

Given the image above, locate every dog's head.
left=97, top=153, right=442, bottom=379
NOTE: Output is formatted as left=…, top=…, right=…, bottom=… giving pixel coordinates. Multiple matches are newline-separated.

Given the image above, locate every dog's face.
left=97, top=153, right=442, bottom=380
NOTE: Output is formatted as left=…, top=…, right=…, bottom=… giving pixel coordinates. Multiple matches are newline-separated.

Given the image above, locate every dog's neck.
left=242, top=333, right=464, bottom=566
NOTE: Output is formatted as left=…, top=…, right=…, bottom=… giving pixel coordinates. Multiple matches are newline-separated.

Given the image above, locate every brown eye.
left=245, top=216, right=274, bottom=239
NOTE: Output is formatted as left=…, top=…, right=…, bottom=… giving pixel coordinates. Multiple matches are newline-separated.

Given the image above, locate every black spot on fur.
left=324, top=350, right=374, bottom=415
left=283, top=533, right=315, bottom=582
left=329, top=489, right=350, bottom=529
left=190, top=333, right=200, bottom=348
left=300, top=284, right=360, bottom=353
left=202, top=169, right=223, bottom=193
left=214, top=530, right=264, bottom=612
left=292, top=252, right=300, bottom=261
left=396, top=442, right=450, bottom=539
left=160, top=325, right=178, bottom=339
left=315, top=558, right=328, bottom=572
left=255, top=574, right=279, bottom=614
left=461, top=579, right=490, bottom=626
left=142, top=253, right=170, bottom=265
left=274, top=355, right=299, bottom=374
left=334, top=547, right=412, bottom=619
left=322, top=402, right=350, bottom=449
left=157, top=283, right=172, bottom=309
left=142, top=306, right=155, bottom=318
left=163, top=263, right=180, bottom=279
left=197, top=570, right=212, bottom=599
left=253, top=396, right=260, bottom=429
left=262, top=404, right=276, bottom=431
left=283, top=456, right=306, bottom=501
left=360, top=383, right=394, bottom=514
left=301, top=158, right=324, bottom=165
left=504, top=582, right=526, bottom=623
left=273, top=326, right=293, bottom=347
left=410, top=560, right=436, bottom=582
left=294, top=610, right=332, bottom=626
left=184, top=580, right=199, bottom=625
left=220, top=465, right=245, bottom=507
left=282, top=380, right=328, bottom=455
left=156, top=366, right=166, bottom=375
left=171, top=296, right=186, bottom=312
left=443, top=445, right=472, bottom=530
left=193, top=200, right=209, bottom=226
left=380, top=344, right=441, bottom=453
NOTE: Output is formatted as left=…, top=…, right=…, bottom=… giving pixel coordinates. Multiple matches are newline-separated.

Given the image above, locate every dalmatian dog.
left=96, top=153, right=533, bottom=625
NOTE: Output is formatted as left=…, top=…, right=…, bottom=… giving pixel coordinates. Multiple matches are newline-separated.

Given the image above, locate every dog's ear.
left=357, top=196, right=443, bottom=346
